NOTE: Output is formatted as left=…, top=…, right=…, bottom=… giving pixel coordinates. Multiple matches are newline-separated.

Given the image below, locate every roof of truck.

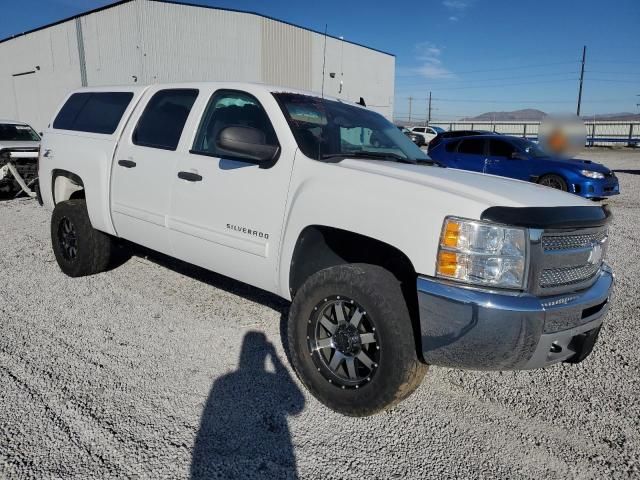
left=0, top=119, right=30, bottom=126
left=70, top=81, right=362, bottom=107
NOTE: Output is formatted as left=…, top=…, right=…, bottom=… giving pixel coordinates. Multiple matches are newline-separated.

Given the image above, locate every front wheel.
left=538, top=174, right=568, bottom=191
left=288, top=263, right=427, bottom=416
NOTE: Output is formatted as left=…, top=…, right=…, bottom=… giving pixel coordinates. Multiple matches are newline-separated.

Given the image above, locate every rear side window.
left=445, top=139, right=460, bottom=152
left=489, top=139, right=516, bottom=158
left=53, top=92, right=133, bottom=134
left=458, top=138, right=485, bottom=155
left=133, top=89, right=199, bottom=150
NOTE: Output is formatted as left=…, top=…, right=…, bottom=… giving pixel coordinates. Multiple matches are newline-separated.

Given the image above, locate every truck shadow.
left=190, top=331, right=304, bottom=480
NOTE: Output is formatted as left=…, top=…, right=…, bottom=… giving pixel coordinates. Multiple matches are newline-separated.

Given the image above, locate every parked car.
left=428, top=134, right=619, bottom=199
left=0, top=120, right=40, bottom=196
left=407, top=125, right=444, bottom=146
left=39, top=83, right=613, bottom=416
left=396, top=125, right=422, bottom=145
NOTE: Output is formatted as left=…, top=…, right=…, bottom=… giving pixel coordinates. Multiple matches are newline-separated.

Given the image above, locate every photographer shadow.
left=190, top=331, right=305, bottom=480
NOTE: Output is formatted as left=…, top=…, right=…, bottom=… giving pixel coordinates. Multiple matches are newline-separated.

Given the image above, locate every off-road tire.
left=51, top=199, right=114, bottom=277
left=288, top=263, right=427, bottom=416
left=538, top=174, right=568, bottom=191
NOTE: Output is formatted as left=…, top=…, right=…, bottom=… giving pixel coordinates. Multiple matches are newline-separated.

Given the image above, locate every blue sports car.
left=428, top=134, right=619, bottom=199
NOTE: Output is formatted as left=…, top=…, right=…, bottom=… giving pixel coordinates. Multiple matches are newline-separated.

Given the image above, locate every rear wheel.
left=538, top=174, right=568, bottom=191
left=51, top=199, right=115, bottom=277
left=288, top=263, right=427, bottom=416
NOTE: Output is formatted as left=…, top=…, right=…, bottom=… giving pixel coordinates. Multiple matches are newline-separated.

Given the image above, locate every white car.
left=0, top=120, right=40, bottom=196
left=408, top=125, right=444, bottom=146
left=39, top=82, right=613, bottom=416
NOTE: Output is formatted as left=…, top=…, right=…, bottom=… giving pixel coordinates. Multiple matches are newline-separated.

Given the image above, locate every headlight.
left=580, top=170, right=605, bottom=179
left=436, top=217, right=528, bottom=289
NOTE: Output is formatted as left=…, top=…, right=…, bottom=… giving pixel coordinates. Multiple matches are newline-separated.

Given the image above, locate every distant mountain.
left=582, top=112, right=640, bottom=121
left=462, top=109, right=547, bottom=121
left=460, top=110, right=640, bottom=122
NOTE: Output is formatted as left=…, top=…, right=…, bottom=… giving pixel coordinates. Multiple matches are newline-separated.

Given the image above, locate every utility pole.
left=427, top=91, right=432, bottom=125
left=576, top=45, right=586, bottom=117
left=408, top=97, right=413, bottom=123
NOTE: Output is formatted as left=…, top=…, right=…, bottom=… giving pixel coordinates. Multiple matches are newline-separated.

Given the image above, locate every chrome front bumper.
left=417, top=265, right=614, bottom=370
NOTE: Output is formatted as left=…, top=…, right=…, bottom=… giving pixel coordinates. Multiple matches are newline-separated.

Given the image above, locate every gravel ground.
left=1, top=148, right=639, bottom=479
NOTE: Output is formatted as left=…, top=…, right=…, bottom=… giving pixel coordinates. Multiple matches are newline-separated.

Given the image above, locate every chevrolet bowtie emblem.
left=588, top=242, right=603, bottom=265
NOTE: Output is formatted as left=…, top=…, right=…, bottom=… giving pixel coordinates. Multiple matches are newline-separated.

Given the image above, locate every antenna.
left=321, top=24, right=328, bottom=99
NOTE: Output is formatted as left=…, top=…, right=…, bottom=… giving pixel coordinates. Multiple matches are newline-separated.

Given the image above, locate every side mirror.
left=511, top=152, right=527, bottom=160
left=216, top=126, right=279, bottom=163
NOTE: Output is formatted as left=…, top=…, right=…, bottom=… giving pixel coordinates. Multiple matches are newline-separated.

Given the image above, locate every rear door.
left=110, top=87, right=199, bottom=254
left=453, top=137, right=487, bottom=172
left=485, top=138, right=530, bottom=181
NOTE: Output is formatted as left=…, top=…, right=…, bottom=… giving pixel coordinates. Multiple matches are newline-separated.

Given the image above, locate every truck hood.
left=0, top=140, right=40, bottom=151
left=337, top=159, right=591, bottom=208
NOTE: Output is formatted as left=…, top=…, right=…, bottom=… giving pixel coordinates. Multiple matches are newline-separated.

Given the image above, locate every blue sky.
left=2, top=0, right=639, bottom=120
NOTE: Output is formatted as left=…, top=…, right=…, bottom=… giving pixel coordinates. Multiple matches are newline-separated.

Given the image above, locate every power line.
left=436, top=61, right=578, bottom=75
left=587, top=78, right=640, bottom=83
left=397, top=71, right=579, bottom=87
left=429, top=97, right=628, bottom=104
left=399, top=78, right=578, bottom=91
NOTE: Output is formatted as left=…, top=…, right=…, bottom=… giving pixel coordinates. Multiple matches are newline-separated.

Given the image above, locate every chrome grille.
left=536, top=227, right=608, bottom=293
left=542, top=231, right=607, bottom=251
left=540, top=264, right=601, bottom=288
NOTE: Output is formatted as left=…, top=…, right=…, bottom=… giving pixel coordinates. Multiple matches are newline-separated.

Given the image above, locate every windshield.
left=273, top=93, right=429, bottom=162
left=513, top=138, right=549, bottom=158
left=0, top=123, right=40, bottom=142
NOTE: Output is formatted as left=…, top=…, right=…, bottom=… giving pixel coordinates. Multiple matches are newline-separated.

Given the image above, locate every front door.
left=485, top=138, right=530, bottom=181
left=453, top=137, right=487, bottom=172
left=110, top=87, right=200, bottom=254
left=168, top=89, right=293, bottom=293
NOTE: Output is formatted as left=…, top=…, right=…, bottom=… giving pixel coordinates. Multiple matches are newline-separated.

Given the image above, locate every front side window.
left=53, top=92, right=133, bottom=134
left=274, top=93, right=428, bottom=162
left=457, top=138, right=485, bottom=155
left=133, top=89, right=199, bottom=150
left=413, top=127, right=425, bottom=133
left=512, top=138, right=550, bottom=158
left=0, top=124, right=40, bottom=141
left=489, top=139, right=516, bottom=158
left=192, top=90, right=278, bottom=159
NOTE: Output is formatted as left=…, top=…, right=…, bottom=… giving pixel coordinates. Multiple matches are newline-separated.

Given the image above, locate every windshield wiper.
left=321, top=151, right=413, bottom=163
left=321, top=151, right=445, bottom=167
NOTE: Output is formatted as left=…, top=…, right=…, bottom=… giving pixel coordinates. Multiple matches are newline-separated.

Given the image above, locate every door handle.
left=178, top=171, right=203, bottom=182
left=118, top=159, right=137, bottom=168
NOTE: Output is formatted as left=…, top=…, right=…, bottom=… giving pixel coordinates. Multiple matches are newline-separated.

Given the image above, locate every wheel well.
left=52, top=170, right=84, bottom=204
left=289, top=226, right=422, bottom=356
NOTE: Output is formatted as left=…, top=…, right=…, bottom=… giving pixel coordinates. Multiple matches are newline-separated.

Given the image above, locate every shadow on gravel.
left=136, top=247, right=294, bottom=359
left=190, top=331, right=305, bottom=480
left=614, top=169, right=640, bottom=175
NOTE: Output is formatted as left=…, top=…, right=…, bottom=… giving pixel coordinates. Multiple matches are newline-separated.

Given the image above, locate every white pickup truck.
left=39, top=82, right=614, bottom=416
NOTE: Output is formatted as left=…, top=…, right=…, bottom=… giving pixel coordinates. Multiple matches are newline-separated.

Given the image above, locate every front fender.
left=276, top=155, right=487, bottom=299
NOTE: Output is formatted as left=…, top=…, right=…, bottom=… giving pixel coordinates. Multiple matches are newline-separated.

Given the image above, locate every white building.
left=0, top=0, right=395, bottom=131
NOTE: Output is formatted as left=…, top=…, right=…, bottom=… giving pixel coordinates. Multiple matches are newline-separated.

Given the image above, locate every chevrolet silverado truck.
left=39, top=83, right=614, bottom=416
